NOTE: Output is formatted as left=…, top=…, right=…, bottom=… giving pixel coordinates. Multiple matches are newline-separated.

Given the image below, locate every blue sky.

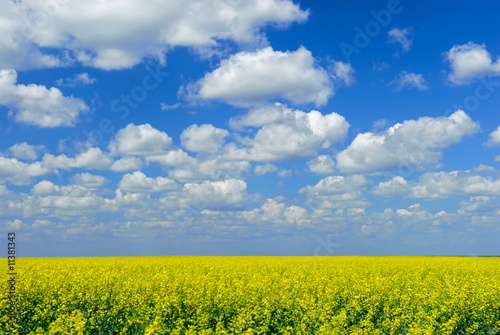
left=1, top=0, right=500, bottom=257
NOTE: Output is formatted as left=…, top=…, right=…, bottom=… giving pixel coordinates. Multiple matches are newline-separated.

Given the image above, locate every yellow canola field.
left=2, top=256, right=500, bottom=334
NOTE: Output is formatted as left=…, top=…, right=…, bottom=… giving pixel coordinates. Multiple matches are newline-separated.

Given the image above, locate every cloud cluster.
left=1, top=0, right=308, bottom=70
left=336, top=110, right=479, bottom=173
left=0, top=69, right=88, bottom=127
left=8, top=142, right=44, bottom=160
left=300, top=175, right=369, bottom=209
left=109, top=123, right=172, bottom=156
left=181, top=124, right=229, bottom=153
left=373, top=168, right=500, bottom=199
left=196, top=47, right=332, bottom=107
left=161, top=179, right=249, bottom=210
left=446, top=42, right=500, bottom=85
left=227, top=103, right=349, bottom=161
left=485, top=126, right=500, bottom=146
left=119, top=171, right=177, bottom=193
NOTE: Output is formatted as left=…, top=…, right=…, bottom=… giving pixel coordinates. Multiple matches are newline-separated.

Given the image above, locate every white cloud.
left=389, top=70, right=429, bottom=91
left=446, top=42, right=500, bottom=85
left=32, top=180, right=60, bottom=195
left=119, top=171, right=177, bottom=193
left=300, top=175, right=369, bottom=209
left=55, top=73, right=97, bottom=87
left=195, top=46, right=332, bottom=107
left=0, top=157, right=51, bottom=185
left=337, top=110, right=479, bottom=173
left=160, top=103, right=181, bottom=111
left=258, top=199, right=286, bottom=222
left=197, top=159, right=251, bottom=181
left=372, top=176, right=412, bottom=197
left=1, top=0, right=308, bottom=70
left=283, top=205, right=310, bottom=226
left=330, top=61, right=355, bottom=86
left=71, top=173, right=107, bottom=189
left=485, top=126, right=500, bottom=146
left=412, top=170, right=500, bottom=199
left=459, top=196, right=500, bottom=214
left=239, top=198, right=284, bottom=223
left=387, top=27, right=413, bottom=52
left=238, top=198, right=309, bottom=227
left=110, top=157, right=143, bottom=172
left=227, top=103, right=349, bottom=162
left=42, top=147, right=113, bottom=170
left=147, top=149, right=197, bottom=167
left=6, top=219, right=23, bottom=230
left=161, top=179, right=248, bottom=210
left=101, top=189, right=152, bottom=214
left=180, top=124, right=229, bottom=153
left=8, top=142, right=44, bottom=160
left=24, top=182, right=105, bottom=217
left=306, top=155, right=335, bottom=175
left=0, top=184, right=9, bottom=196
left=0, top=69, right=88, bottom=127
left=109, top=124, right=172, bottom=156
left=147, top=148, right=250, bottom=182
left=277, top=169, right=292, bottom=178
left=254, top=163, right=278, bottom=176
left=372, top=168, right=500, bottom=199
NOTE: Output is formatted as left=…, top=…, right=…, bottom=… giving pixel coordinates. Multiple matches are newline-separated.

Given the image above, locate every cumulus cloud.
left=8, top=142, right=44, bottom=160
left=0, top=0, right=308, bottom=70
left=0, top=147, right=113, bottom=185
left=6, top=219, right=23, bottom=230
left=254, top=163, right=278, bottom=176
left=299, top=175, right=369, bottom=209
left=180, top=124, right=229, bottom=153
left=119, top=171, right=177, bottom=193
left=72, top=173, right=107, bottom=189
left=238, top=198, right=309, bottom=227
left=195, top=47, right=332, bottom=107
left=147, top=149, right=197, bottom=167
left=389, top=70, right=429, bottom=91
left=446, top=42, right=500, bottom=85
left=387, top=27, right=413, bottom=52
left=330, top=61, right=355, bottom=86
left=0, top=157, right=51, bottom=185
left=109, top=124, right=172, bottom=156
left=110, top=157, right=143, bottom=172
left=161, top=179, right=249, bottom=210
left=0, top=69, right=88, bottom=127
left=485, top=126, right=500, bottom=146
left=459, top=196, right=500, bottom=214
left=372, top=168, right=500, bottom=199
left=0, top=184, right=9, bottom=196
left=147, top=148, right=250, bottom=182
left=25, top=181, right=105, bottom=217
left=336, top=110, right=479, bottom=173
left=196, top=159, right=251, bottom=181
left=42, top=147, right=113, bottom=170
left=372, top=176, right=412, bottom=197
left=227, top=103, right=349, bottom=162
left=283, top=205, right=310, bottom=226
left=306, top=155, right=335, bottom=175
left=239, top=198, right=285, bottom=223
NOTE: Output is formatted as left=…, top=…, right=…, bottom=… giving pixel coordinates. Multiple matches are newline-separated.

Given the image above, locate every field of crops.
left=2, top=256, right=500, bottom=334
